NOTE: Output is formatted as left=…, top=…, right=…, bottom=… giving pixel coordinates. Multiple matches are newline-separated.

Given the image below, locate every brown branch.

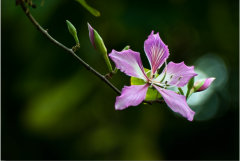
left=18, top=1, right=165, bottom=105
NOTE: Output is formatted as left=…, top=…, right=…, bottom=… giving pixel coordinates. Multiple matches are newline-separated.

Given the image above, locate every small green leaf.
left=130, top=68, right=162, bottom=100
left=76, top=0, right=100, bottom=17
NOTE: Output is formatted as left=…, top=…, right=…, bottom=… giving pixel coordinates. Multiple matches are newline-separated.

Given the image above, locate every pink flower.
left=109, top=31, right=198, bottom=121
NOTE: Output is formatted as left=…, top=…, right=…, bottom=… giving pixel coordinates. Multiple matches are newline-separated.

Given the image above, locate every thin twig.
left=18, top=1, right=165, bottom=105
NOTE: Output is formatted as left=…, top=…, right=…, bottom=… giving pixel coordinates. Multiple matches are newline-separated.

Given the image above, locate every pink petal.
left=144, top=31, right=169, bottom=76
left=155, top=61, right=198, bottom=87
left=87, top=23, right=96, bottom=49
left=196, top=77, right=215, bottom=92
left=153, top=85, right=195, bottom=121
left=109, top=49, right=148, bottom=80
left=115, top=84, right=149, bottom=110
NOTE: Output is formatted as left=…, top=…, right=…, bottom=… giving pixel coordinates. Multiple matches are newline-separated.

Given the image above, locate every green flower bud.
left=66, top=20, right=79, bottom=44
left=93, top=30, right=107, bottom=56
left=87, top=23, right=112, bottom=72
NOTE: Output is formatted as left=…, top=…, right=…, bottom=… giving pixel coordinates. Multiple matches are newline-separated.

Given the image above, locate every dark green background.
left=2, top=0, right=239, bottom=160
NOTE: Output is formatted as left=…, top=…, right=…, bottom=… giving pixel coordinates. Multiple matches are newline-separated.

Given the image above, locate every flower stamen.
left=160, top=58, right=167, bottom=83
left=164, top=76, right=183, bottom=88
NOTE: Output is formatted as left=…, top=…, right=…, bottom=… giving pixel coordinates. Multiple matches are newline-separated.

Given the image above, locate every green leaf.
left=76, top=0, right=100, bottom=17
left=130, top=68, right=162, bottom=100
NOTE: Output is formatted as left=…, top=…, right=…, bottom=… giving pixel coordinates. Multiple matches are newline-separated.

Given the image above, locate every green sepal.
left=187, top=79, right=205, bottom=100
left=186, top=77, right=195, bottom=99
left=66, top=20, right=79, bottom=44
left=130, top=68, right=162, bottom=100
left=193, top=79, right=206, bottom=91
left=178, top=87, right=184, bottom=95
left=93, top=29, right=112, bottom=72
left=93, top=30, right=107, bottom=56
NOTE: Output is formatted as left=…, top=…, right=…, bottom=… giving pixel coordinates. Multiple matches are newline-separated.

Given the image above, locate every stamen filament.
left=162, top=76, right=183, bottom=88
left=160, top=58, right=167, bottom=83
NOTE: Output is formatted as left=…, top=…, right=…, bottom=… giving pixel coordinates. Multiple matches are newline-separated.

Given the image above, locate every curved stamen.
left=163, top=76, right=183, bottom=88
left=160, top=58, right=167, bottom=83
left=152, top=82, right=165, bottom=88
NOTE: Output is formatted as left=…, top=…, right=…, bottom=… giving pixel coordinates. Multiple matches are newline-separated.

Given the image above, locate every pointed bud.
left=87, top=23, right=107, bottom=56
left=66, top=20, right=79, bottom=44
left=87, top=23, right=96, bottom=49
left=87, top=23, right=112, bottom=72
left=186, top=77, right=215, bottom=100
left=194, top=78, right=215, bottom=92
left=93, top=29, right=108, bottom=56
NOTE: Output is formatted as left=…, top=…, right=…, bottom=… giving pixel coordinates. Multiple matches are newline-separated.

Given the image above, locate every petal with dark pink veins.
left=109, top=49, right=148, bottom=81
left=144, top=31, right=169, bottom=76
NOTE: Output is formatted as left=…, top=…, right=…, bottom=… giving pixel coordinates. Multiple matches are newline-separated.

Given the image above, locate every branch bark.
left=18, top=1, right=165, bottom=105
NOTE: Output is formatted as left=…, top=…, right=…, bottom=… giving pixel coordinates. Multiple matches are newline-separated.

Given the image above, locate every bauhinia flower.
left=109, top=31, right=198, bottom=121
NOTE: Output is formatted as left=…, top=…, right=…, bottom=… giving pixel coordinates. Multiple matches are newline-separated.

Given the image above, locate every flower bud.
left=87, top=23, right=112, bottom=72
left=87, top=23, right=107, bottom=56
left=66, top=20, right=79, bottom=44
left=194, top=77, right=215, bottom=92
left=186, top=77, right=215, bottom=100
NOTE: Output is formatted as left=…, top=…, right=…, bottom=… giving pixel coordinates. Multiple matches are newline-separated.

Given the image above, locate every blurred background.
left=1, top=0, right=239, bottom=160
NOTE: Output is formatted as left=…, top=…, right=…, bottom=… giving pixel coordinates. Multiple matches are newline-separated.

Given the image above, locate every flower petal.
left=153, top=85, right=195, bottom=121
left=196, top=77, right=215, bottom=92
left=87, top=23, right=96, bottom=49
left=115, top=84, right=149, bottom=110
left=144, top=31, right=169, bottom=76
left=154, top=61, right=198, bottom=87
left=109, top=49, right=148, bottom=80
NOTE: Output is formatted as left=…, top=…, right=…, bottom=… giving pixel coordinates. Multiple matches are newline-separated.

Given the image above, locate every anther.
left=178, top=76, right=183, bottom=81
